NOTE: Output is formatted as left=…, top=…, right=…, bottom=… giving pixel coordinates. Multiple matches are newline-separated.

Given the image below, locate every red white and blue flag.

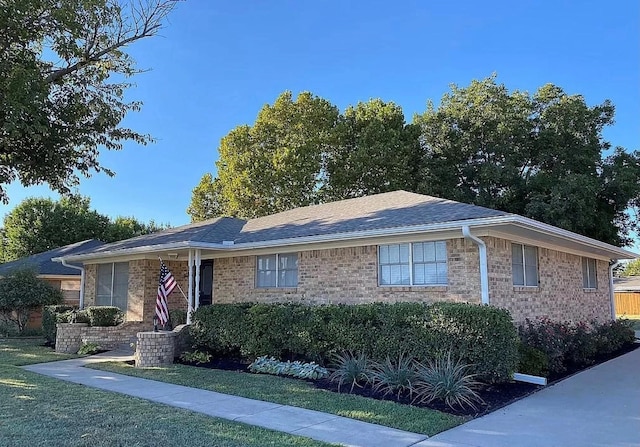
left=156, top=261, right=177, bottom=327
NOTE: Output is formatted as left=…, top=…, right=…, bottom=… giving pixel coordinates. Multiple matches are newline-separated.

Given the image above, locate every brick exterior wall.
left=486, top=237, right=611, bottom=322
left=213, top=240, right=481, bottom=305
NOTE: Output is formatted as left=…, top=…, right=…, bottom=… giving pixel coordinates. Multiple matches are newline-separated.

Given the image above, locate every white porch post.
left=194, top=249, right=201, bottom=311
left=187, top=249, right=194, bottom=324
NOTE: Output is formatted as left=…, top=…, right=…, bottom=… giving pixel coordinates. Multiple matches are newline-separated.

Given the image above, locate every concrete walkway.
left=22, top=351, right=428, bottom=447
left=416, top=345, right=640, bottom=447
left=23, top=345, right=640, bottom=447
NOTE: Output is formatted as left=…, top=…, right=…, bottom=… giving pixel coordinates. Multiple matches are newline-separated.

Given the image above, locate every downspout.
left=462, top=226, right=489, bottom=305
left=609, top=260, right=618, bottom=321
left=60, top=259, right=85, bottom=309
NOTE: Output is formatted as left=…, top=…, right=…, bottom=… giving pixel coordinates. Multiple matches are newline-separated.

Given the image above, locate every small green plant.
left=369, top=353, right=416, bottom=399
left=329, top=351, right=371, bottom=393
left=77, top=342, right=101, bottom=356
left=180, top=350, right=212, bottom=364
left=413, top=351, right=483, bottom=411
left=248, top=356, right=329, bottom=380
left=517, top=343, right=549, bottom=377
left=84, top=306, right=124, bottom=327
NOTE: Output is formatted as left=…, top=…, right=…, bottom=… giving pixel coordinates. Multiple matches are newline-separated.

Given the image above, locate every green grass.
left=89, top=361, right=465, bottom=436
left=0, top=339, right=334, bottom=447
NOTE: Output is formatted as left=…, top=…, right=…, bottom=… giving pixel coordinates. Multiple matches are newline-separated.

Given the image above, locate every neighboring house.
left=0, top=239, right=104, bottom=327
left=56, top=191, right=637, bottom=326
left=613, top=276, right=640, bottom=316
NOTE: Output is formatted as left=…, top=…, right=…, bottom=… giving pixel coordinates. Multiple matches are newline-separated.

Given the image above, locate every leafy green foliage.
left=248, top=356, right=329, bottom=380
left=169, top=309, right=188, bottom=326
left=180, top=350, right=212, bottom=365
left=412, top=352, right=483, bottom=411
left=517, top=344, right=550, bottom=377
left=369, top=354, right=417, bottom=399
left=84, top=306, right=124, bottom=327
left=42, top=305, right=90, bottom=344
left=0, top=269, right=62, bottom=333
left=620, top=259, right=640, bottom=277
left=77, top=342, right=101, bottom=355
left=593, top=319, right=636, bottom=355
left=0, top=0, right=177, bottom=202
left=328, top=351, right=371, bottom=392
left=192, top=302, right=519, bottom=383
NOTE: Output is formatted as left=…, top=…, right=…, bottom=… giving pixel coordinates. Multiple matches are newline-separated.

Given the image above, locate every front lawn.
left=0, top=339, right=334, bottom=447
left=89, top=361, right=464, bottom=436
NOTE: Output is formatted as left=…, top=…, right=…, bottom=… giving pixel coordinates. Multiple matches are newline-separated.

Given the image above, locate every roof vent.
left=222, top=241, right=235, bottom=246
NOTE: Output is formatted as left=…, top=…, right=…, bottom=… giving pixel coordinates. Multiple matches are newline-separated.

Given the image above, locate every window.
left=379, top=241, right=447, bottom=286
left=256, top=253, right=298, bottom=288
left=512, top=244, right=538, bottom=286
left=96, top=262, right=129, bottom=310
left=582, top=258, right=597, bottom=289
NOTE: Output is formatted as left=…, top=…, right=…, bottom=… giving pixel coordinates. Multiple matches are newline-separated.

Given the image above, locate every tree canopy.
left=188, top=78, right=640, bottom=247
left=0, top=0, right=177, bottom=202
left=620, top=259, right=640, bottom=277
left=0, top=195, right=166, bottom=261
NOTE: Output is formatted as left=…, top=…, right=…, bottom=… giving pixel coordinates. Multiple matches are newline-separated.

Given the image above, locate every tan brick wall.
left=83, top=260, right=189, bottom=324
left=486, top=236, right=611, bottom=322
left=213, top=240, right=481, bottom=305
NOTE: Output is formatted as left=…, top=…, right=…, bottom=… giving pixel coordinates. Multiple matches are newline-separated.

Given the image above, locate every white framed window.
left=96, top=262, right=129, bottom=310
left=256, top=253, right=298, bottom=288
left=582, top=258, right=597, bottom=289
left=512, top=243, right=538, bottom=286
left=378, top=241, right=447, bottom=286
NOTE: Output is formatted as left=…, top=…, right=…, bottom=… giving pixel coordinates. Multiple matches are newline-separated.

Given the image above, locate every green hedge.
left=43, top=305, right=123, bottom=344
left=191, top=302, right=519, bottom=383
left=84, top=306, right=124, bottom=327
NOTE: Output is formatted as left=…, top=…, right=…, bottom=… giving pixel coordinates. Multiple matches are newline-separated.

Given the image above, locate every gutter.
left=55, top=258, right=85, bottom=309
left=462, top=226, right=489, bottom=305
left=609, top=261, right=618, bottom=321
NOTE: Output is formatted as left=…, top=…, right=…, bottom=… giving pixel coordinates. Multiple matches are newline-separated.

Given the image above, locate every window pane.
left=282, top=270, right=298, bottom=287
left=389, top=245, right=400, bottom=263
left=423, top=242, right=436, bottom=262
left=424, top=263, right=437, bottom=284
left=436, top=262, right=448, bottom=285
left=512, top=244, right=523, bottom=266
left=279, top=253, right=297, bottom=270
left=380, top=265, right=391, bottom=285
left=257, top=270, right=276, bottom=287
left=112, top=263, right=128, bottom=311
left=96, top=264, right=113, bottom=306
left=582, top=258, right=589, bottom=288
left=524, top=246, right=538, bottom=268
left=435, top=241, right=447, bottom=262
left=413, top=243, right=424, bottom=262
left=399, top=244, right=410, bottom=263
left=379, top=245, right=389, bottom=264
left=590, top=259, right=597, bottom=288
left=413, top=263, right=425, bottom=284
left=390, top=265, right=402, bottom=284
left=400, top=265, right=410, bottom=284
left=513, top=264, right=524, bottom=286
left=525, top=264, right=538, bottom=286
left=257, top=255, right=276, bottom=287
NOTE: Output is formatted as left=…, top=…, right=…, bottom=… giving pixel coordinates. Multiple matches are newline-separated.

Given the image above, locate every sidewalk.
left=23, top=350, right=429, bottom=447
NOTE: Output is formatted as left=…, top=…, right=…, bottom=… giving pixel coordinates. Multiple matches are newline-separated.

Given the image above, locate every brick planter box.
left=135, top=331, right=177, bottom=367
left=55, top=321, right=149, bottom=354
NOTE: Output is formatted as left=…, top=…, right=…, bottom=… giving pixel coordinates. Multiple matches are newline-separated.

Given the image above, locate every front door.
left=198, top=260, right=213, bottom=306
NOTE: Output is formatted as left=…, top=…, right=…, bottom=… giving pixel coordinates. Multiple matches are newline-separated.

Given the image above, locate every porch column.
left=187, top=250, right=194, bottom=324
left=194, top=249, right=201, bottom=311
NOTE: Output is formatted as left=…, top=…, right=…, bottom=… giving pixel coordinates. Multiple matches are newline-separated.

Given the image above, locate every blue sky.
left=3, top=0, right=639, bottom=240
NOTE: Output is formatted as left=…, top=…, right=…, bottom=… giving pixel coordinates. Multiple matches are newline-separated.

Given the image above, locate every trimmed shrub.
left=42, top=305, right=89, bottom=344
left=84, top=306, right=124, bottom=327
left=169, top=309, right=188, bottom=326
left=517, top=343, right=549, bottom=377
left=593, top=319, right=636, bottom=355
left=519, top=318, right=572, bottom=374
left=192, top=302, right=519, bottom=383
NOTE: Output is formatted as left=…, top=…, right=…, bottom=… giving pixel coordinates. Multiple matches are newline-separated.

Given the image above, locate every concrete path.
left=22, top=351, right=428, bottom=447
left=416, top=345, right=640, bottom=447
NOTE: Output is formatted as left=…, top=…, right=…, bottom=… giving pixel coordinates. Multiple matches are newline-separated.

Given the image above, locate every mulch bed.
left=177, top=342, right=639, bottom=418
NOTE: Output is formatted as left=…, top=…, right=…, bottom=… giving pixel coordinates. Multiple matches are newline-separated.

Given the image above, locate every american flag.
left=156, top=261, right=177, bottom=327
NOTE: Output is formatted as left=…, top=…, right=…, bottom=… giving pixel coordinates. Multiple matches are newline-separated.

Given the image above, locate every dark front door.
left=199, top=260, right=213, bottom=306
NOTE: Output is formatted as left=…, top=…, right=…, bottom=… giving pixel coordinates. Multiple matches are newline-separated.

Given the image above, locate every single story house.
left=0, top=239, right=104, bottom=327
left=56, top=191, right=637, bottom=326
left=613, top=276, right=640, bottom=316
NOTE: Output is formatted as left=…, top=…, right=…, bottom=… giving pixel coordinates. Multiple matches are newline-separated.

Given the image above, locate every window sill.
left=513, top=286, right=539, bottom=292
left=254, top=287, right=298, bottom=293
left=378, top=285, right=448, bottom=292
left=583, top=288, right=598, bottom=293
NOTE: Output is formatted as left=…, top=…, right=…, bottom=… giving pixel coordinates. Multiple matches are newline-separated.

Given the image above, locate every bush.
left=170, top=309, right=188, bottom=326
left=191, top=302, right=519, bottom=383
left=328, top=351, right=371, bottom=392
left=180, top=350, right=212, bottom=364
left=0, top=269, right=63, bottom=334
left=77, top=342, right=101, bottom=355
left=593, top=319, right=636, bottom=355
left=248, top=356, right=329, bottom=380
left=84, top=306, right=124, bottom=327
left=519, top=318, right=572, bottom=374
left=42, top=305, right=82, bottom=344
left=517, top=343, right=549, bottom=377
left=412, top=351, right=483, bottom=411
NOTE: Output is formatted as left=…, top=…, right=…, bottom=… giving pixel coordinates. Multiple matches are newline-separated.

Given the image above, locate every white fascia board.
left=54, top=214, right=638, bottom=263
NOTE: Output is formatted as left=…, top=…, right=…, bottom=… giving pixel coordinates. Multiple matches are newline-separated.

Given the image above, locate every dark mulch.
left=176, top=343, right=639, bottom=418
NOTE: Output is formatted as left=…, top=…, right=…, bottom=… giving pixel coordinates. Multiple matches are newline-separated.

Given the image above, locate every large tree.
left=0, top=195, right=166, bottom=261
left=210, top=91, right=340, bottom=219
left=322, top=99, right=422, bottom=201
left=0, top=0, right=177, bottom=202
left=416, top=76, right=640, bottom=246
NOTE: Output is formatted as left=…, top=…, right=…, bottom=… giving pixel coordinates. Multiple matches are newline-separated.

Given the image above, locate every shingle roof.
left=613, top=276, right=640, bottom=291
left=0, top=239, right=104, bottom=276
left=69, top=191, right=509, bottom=256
